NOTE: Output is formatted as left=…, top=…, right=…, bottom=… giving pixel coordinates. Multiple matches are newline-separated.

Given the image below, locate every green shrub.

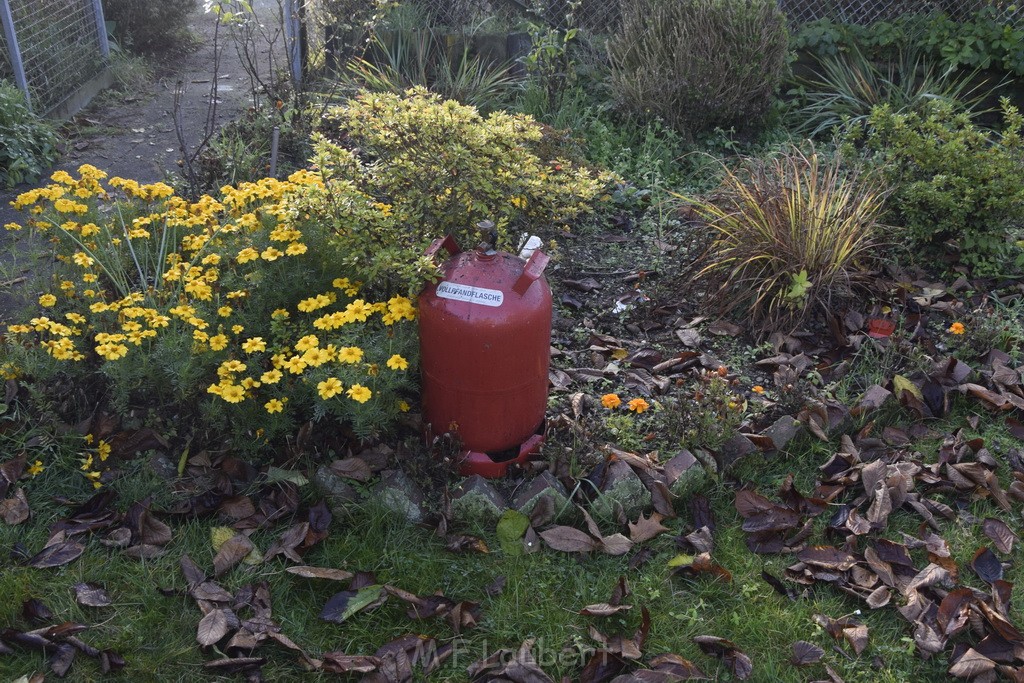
left=101, top=0, right=198, bottom=54
left=303, top=87, right=613, bottom=294
left=0, top=81, right=59, bottom=188
left=607, top=0, right=788, bottom=139
left=842, top=99, right=1024, bottom=275
left=792, top=9, right=1024, bottom=77
left=683, top=147, right=888, bottom=332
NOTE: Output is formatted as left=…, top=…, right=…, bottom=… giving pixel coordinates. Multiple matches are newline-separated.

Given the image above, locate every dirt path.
left=0, top=1, right=283, bottom=321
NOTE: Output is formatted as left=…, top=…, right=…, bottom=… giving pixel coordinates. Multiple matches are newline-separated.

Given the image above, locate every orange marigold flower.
left=601, top=393, right=621, bottom=409
left=751, top=385, right=765, bottom=394
left=627, top=398, right=650, bottom=413
left=948, top=322, right=965, bottom=335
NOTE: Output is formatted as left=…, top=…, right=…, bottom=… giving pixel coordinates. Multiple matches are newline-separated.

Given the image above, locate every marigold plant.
left=4, top=164, right=419, bottom=448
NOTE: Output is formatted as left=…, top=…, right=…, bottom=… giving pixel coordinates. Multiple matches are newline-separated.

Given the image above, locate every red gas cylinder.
left=419, top=234, right=551, bottom=476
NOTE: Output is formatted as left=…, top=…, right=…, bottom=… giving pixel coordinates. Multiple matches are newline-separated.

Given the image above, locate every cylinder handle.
left=425, top=235, right=461, bottom=260
left=513, top=250, right=549, bottom=295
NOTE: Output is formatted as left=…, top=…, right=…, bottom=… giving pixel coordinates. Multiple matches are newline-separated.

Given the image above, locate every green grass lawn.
left=1, top=393, right=1019, bottom=681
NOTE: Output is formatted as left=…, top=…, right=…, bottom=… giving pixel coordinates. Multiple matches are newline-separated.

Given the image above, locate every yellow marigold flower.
left=242, top=337, right=266, bottom=353
left=303, top=347, right=332, bottom=367
left=261, top=369, right=283, bottom=384
left=332, top=277, right=351, bottom=290
left=219, top=359, right=247, bottom=376
left=231, top=325, right=244, bottom=334
left=397, top=400, right=410, bottom=412
left=601, top=393, right=621, bottom=409
left=206, top=382, right=223, bottom=396
left=285, top=242, right=307, bottom=256
left=752, top=385, right=765, bottom=394
left=209, top=334, right=229, bottom=351
left=226, top=289, right=248, bottom=299
left=80, top=454, right=94, bottom=470
left=345, top=299, right=372, bottom=322
left=283, top=355, right=307, bottom=374
left=217, top=306, right=233, bottom=317
left=82, top=272, right=97, bottom=283
left=240, top=377, right=260, bottom=390
left=148, top=315, right=170, bottom=328
left=261, top=246, right=283, bottom=261
left=236, top=247, right=259, bottom=264
left=193, top=330, right=209, bottom=343
left=95, top=342, right=128, bottom=360
left=73, top=252, right=94, bottom=267
left=97, top=440, right=111, bottom=461
left=271, top=308, right=290, bottom=319
left=201, top=253, right=222, bottom=265
left=4, top=222, right=21, bottom=231
left=627, top=398, right=650, bottom=414
left=948, top=322, right=966, bottom=335
left=38, top=293, right=57, bottom=307
left=295, top=335, right=320, bottom=352
left=386, top=354, right=409, bottom=371
left=220, top=384, right=245, bottom=403
left=28, top=460, right=45, bottom=476
left=347, top=384, right=372, bottom=403
left=317, top=377, right=344, bottom=399
left=265, top=398, right=284, bottom=414
left=337, top=346, right=363, bottom=364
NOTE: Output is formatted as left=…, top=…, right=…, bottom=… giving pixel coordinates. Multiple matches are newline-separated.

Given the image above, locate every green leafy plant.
left=607, top=0, right=789, bottom=139
left=842, top=99, right=1024, bottom=275
left=522, top=24, right=578, bottom=111
left=344, top=31, right=520, bottom=112
left=684, top=147, right=888, bottom=331
left=0, top=81, right=59, bottom=188
left=792, top=9, right=1024, bottom=77
left=791, top=43, right=992, bottom=138
left=303, top=87, right=613, bottom=294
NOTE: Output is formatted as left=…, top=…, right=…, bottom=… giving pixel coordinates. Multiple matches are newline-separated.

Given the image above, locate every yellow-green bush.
left=304, top=87, right=614, bottom=294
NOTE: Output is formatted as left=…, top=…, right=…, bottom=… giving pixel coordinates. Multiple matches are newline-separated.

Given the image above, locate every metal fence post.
left=1, top=0, right=31, bottom=110
left=90, top=0, right=110, bottom=60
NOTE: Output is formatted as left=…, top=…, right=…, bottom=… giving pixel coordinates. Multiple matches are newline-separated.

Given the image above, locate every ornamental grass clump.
left=686, top=147, right=888, bottom=332
left=3, top=164, right=418, bottom=450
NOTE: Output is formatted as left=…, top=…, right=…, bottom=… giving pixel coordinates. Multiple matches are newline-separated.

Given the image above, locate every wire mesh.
left=385, top=0, right=621, bottom=34
left=3, top=0, right=106, bottom=114
left=778, top=0, right=1024, bottom=25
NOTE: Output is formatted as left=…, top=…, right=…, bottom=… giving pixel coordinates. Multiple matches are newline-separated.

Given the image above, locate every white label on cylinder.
left=436, top=281, right=504, bottom=307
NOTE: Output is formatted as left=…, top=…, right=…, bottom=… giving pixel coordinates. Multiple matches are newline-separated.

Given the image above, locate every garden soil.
left=0, top=1, right=281, bottom=323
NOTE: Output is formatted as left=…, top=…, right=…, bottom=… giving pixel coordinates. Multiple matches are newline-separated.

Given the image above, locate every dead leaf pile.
left=735, top=424, right=1024, bottom=678
left=0, top=597, right=124, bottom=677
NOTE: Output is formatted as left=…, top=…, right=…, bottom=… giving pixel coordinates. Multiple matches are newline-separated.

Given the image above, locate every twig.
left=0, top=276, right=27, bottom=287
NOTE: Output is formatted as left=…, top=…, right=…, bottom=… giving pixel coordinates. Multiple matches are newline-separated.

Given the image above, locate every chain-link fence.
left=399, top=0, right=620, bottom=34
left=778, top=0, right=1024, bottom=25
left=1, top=0, right=109, bottom=115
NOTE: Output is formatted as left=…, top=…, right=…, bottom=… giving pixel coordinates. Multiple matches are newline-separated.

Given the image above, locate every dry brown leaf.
left=285, top=566, right=354, bottom=582
left=580, top=603, right=633, bottom=617
left=982, top=518, right=1017, bottom=554
left=213, top=533, right=256, bottom=576
left=0, top=488, right=29, bottom=525
left=197, top=608, right=239, bottom=646
left=539, top=526, right=599, bottom=553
